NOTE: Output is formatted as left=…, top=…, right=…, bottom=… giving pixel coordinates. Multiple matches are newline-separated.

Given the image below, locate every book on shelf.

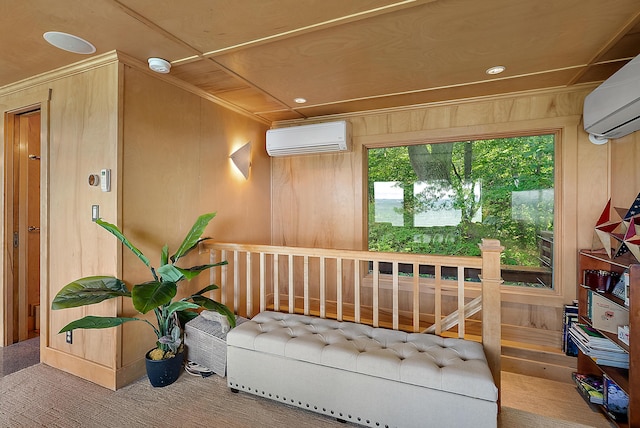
left=572, top=372, right=604, bottom=405
left=610, top=270, right=628, bottom=304
left=570, top=324, right=614, bottom=346
left=604, top=374, right=629, bottom=422
left=590, top=356, right=629, bottom=369
left=618, top=325, right=630, bottom=346
left=563, top=301, right=579, bottom=356
left=569, top=324, right=629, bottom=368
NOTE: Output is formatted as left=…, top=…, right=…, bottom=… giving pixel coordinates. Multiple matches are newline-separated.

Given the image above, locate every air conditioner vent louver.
left=266, top=121, right=351, bottom=157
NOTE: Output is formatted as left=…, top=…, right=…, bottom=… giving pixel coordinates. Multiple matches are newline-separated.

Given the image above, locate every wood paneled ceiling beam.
left=109, top=0, right=203, bottom=60
left=567, top=11, right=640, bottom=85
left=193, top=0, right=436, bottom=60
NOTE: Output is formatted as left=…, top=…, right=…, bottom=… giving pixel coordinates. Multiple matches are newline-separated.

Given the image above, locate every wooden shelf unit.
left=577, top=250, right=639, bottom=427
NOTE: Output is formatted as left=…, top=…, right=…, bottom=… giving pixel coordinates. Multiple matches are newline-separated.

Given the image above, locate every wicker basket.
left=185, top=315, right=248, bottom=376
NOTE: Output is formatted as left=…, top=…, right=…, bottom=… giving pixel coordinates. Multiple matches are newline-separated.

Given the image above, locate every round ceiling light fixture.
left=485, top=65, right=506, bottom=75
left=43, top=31, right=96, bottom=54
left=293, top=97, right=307, bottom=104
left=148, top=57, right=171, bottom=74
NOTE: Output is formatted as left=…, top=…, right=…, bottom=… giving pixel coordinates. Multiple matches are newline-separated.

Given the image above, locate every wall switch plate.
left=92, top=205, right=99, bottom=221
left=100, top=169, right=111, bottom=192
left=65, top=330, right=72, bottom=344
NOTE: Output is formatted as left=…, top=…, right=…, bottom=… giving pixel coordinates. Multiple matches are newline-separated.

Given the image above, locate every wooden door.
left=11, top=110, right=41, bottom=342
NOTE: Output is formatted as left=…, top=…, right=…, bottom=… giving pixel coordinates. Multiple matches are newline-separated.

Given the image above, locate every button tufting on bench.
left=227, top=311, right=498, bottom=404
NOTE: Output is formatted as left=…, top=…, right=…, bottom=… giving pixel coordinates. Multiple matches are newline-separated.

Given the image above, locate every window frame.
left=367, top=134, right=555, bottom=288
left=358, top=115, right=581, bottom=307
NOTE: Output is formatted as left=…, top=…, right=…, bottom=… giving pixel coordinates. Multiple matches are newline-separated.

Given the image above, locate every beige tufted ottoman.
left=226, top=311, right=498, bottom=428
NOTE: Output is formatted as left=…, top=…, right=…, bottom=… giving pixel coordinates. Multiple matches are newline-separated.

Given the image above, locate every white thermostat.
left=100, top=169, right=111, bottom=192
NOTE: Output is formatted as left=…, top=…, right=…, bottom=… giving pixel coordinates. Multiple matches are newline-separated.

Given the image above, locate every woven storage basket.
left=185, top=315, right=248, bottom=376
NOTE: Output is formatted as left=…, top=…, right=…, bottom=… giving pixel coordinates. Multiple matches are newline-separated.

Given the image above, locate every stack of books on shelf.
left=562, top=301, right=579, bottom=356
left=572, top=372, right=604, bottom=404
left=569, top=323, right=629, bottom=369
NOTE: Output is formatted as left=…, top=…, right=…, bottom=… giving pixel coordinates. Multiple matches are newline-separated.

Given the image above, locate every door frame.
left=2, top=98, right=50, bottom=347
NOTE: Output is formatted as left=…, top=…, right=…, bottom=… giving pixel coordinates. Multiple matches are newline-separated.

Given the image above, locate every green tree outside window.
left=368, top=135, right=554, bottom=288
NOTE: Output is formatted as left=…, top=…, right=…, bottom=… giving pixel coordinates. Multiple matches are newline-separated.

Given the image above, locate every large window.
left=368, top=134, right=555, bottom=288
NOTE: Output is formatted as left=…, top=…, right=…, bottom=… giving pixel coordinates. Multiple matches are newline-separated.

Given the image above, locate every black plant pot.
left=145, top=349, right=184, bottom=387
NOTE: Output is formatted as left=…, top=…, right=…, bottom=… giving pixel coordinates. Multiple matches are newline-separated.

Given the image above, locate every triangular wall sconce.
left=230, top=142, right=251, bottom=179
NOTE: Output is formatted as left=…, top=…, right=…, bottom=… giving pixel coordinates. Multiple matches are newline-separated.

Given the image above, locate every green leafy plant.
left=51, top=212, right=235, bottom=360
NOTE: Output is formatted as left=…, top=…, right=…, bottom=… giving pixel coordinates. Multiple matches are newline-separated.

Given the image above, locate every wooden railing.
left=200, top=239, right=503, bottom=382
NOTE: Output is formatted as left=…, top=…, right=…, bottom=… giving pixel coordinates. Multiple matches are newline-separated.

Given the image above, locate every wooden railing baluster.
left=288, top=254, right=294, bottom=313
left=303, top=255, right=309, bottom=315
left=273, top=253, right=279, bottom=312
left=412, top=262, right=420, bottom=332
left=458, top=265, right=465, bottom=338
left=337, top=257, right=343, bottom=321
left=392, top=261, right=399, bottom=330
left=435, top=264, right=442, bottom=335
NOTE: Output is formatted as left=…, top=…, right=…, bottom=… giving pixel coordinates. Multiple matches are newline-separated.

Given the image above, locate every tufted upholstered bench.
left=226, top=311, right=498, bottom=428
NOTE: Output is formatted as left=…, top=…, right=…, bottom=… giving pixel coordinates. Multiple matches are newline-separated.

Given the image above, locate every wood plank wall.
left=118, top=66, right=271, bottom=383
left=0, top=53, right=272, bottom=389
left=0, top=56, right=123, bottom=386
left=271, top=87, right=635, bottom=350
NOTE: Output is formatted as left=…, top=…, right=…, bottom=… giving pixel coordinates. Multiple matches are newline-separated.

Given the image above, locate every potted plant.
left=51, top=212, right=235, bottom=387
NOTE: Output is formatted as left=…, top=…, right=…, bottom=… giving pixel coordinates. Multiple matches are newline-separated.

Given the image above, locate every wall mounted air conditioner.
left=266, top=120, right=351, bottom=156
left=583, top=53, right=640, bottom=143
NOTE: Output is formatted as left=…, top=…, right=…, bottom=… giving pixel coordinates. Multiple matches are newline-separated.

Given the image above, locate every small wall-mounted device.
left=88, top=174, right=100, bottom=187
left=100, top=169, right=111, bottom=192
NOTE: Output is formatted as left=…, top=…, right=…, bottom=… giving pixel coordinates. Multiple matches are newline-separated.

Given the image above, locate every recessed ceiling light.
left=294, top=97, right=307, bottom=104
left=486, top=65, right=506, bottom=75
left=43, top=31, right=96, bottom=54
left=148, top=57, right=171, bottom=74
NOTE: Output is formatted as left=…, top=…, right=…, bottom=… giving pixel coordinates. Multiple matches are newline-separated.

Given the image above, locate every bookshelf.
left=577, top=250, right=638, bottom=427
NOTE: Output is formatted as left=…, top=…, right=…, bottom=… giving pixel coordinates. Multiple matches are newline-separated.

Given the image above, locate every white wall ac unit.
left=266, top=120, right=351, bottom=156
left=584, top=53, right=640, bottom=141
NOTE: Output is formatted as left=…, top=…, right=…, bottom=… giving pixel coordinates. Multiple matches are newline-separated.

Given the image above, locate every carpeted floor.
left=0, top=337, right=40, bottom=377
left=0, top=363, right=612, bottom=428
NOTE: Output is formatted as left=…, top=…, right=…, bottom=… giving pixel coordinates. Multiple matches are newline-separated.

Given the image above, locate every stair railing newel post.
left=479, top=238, right=504, bottom=411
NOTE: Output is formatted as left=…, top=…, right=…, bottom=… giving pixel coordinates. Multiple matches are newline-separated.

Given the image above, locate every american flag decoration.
left=594, top=199, right=627, bottom=258
left=623, top=216, right=640, bottom=262
left=594, top=193, right=640, bottom=261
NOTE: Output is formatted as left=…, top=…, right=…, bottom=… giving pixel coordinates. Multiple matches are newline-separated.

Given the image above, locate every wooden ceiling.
left=3, top=0, right=640, bottom=123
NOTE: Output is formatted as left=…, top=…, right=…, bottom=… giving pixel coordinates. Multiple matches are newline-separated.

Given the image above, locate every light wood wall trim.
left=1, top=90, right=52, bottom=347
left=1, top=114, right=15, bottom=346
left=115, top=61, right=125, bottom=370
left=355, top=116, right=583, bottom=148
left=41, top=346, right=117, bottom=390
left=272, top=85, right=598, bottom=128
left=0, top=52, right=119, bottom=98
left=39, top=98, right=51, bottom=353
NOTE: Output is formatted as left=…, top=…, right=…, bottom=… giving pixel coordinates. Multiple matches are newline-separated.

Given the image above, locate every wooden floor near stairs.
left=502, top=371, right=613, bottom=427
left=501, top=339, right=614, bottom=427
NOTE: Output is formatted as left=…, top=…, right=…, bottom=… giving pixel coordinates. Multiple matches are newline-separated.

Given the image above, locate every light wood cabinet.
left=577, top=250, right=639, bottom=427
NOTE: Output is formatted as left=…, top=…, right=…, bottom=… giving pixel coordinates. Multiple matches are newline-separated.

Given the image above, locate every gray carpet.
left=0, top=364, right=602, bottom=427
left=0, top=337, right=40, bottom=377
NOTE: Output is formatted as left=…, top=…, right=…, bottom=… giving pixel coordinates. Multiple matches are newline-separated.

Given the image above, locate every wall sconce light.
left=230, top=142, right=252, bottom=179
